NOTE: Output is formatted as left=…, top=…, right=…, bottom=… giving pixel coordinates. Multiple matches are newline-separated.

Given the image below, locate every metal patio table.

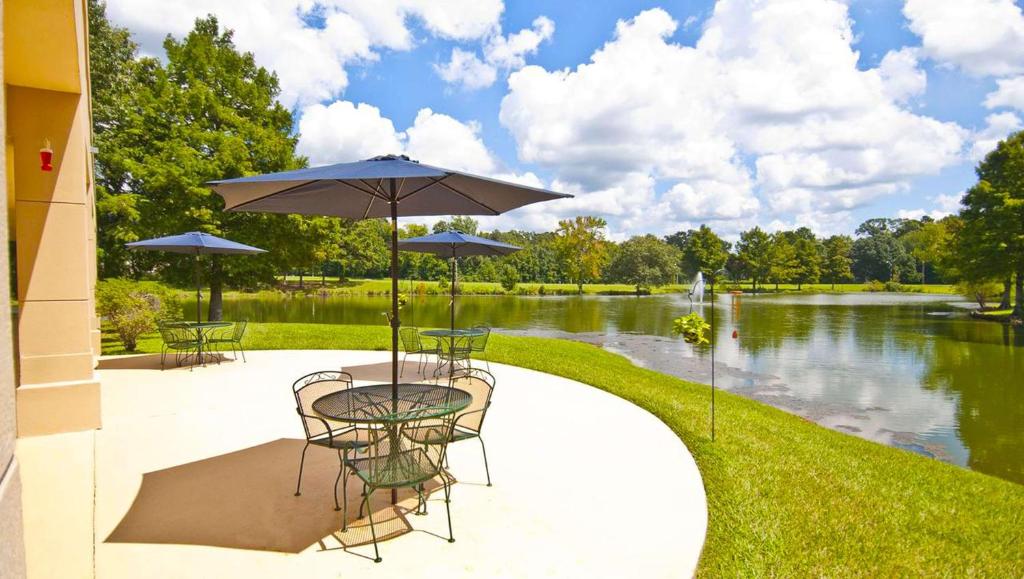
left=312, top=383, right=472, bottom=505
left=168, top=321, right=231, bottom=366
left=420, top=328, right=483, bottom=376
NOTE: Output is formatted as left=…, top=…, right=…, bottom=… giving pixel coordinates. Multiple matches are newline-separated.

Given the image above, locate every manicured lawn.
left=103, top=323, right=1023, bottom=576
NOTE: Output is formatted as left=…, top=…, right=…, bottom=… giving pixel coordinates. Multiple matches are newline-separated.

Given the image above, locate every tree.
left=902, top=219, right=951, bottom=285
left=958, top=130, right=1024, bottom=317
left=90, top=0, right=144, bottom=277
left=554, top=216, right=611, bottom=293
left=607, top=235, right=680, bottom=294
left=736, top=227, right=772, bottom=292
left=821, top=235, right=854, bottom=289
left=433, top=216, right=479, bottom=235
left=767, top=232, right=798, bottom=290
left=791, top=236, right=822, bottom=290
left=93, top=16, right=307, bottom=319
left=665, top=225, right=730, bottom=280
left=851, top=219, right=916, bottom=282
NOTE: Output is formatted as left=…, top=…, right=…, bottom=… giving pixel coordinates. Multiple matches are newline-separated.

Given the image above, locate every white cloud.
left=435, top=16, right=555, bottom=89
left=903, top=0, right=1024, bottom=77
left=405, top=109, right=496, bottom=173
left=985, top=76, right=1024, bottom=111
left=896, top=193, right=962, bottom=221
left=970, top=112, right=1023, bottom=161
left=105, top=0, right=505, bottom=108
left=435, top=48, right=498, bottom=90
left=499, top=2, right=965, bottom=235
left=296, top=101, right=404, bottom=165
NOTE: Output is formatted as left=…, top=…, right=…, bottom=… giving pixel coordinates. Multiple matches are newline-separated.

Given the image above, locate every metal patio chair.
left=343, top=403, right=458, bottom=563
left=157, top=322, right=200, bottom=370
left=292, top=371, right=367, bottom=514
left=406, top=368, right=496, bottom=486
left=467, top=326, right=492, bottom=372
left=400, top=327, right=433, bottom=377
left=208, top=319, right=248, bottom=362
left=434, top=335, right=472, bottom=379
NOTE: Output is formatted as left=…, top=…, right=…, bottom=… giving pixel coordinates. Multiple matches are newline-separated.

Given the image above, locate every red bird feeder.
left=40, top=140, right=53, bottom=172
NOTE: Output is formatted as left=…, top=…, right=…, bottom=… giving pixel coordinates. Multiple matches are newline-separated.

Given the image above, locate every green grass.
left=103, top=323, right=1023, bottom=575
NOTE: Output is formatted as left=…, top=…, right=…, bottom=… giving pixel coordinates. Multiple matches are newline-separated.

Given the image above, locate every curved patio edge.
left=73, top=349, right=708, bottom=578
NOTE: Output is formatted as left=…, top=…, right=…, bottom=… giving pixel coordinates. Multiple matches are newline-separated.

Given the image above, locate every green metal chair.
left=207, top=319, right=248, bottom=362
left=406, top=368, right=496, bottom=486
left=399, top=327, right=433, bottom=377
left=467, top=326, right=492, bottom=372
left=291, top=371, right=368, bottom=515
left=157, top=322, right=200, bottom=369
left=434, top=335, right=471, bottom=379
left=343, top=405, right=458, bottom=563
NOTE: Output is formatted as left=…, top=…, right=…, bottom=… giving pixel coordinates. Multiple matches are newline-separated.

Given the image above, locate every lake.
left=186, top=291, right=1023, bottom=485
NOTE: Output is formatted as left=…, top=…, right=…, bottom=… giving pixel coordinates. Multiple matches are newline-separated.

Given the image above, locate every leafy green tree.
left=791, top=236, right=822, bottom=289
left=665, top=225, right=731, bottom=279
left=768, top=232, right=798, bottom=290
left=607, top=235, right=680, bottom=294
left=851, top=219, right=916, bottom=282
left=91, top=14, right=308, bottom=318
left=736, top=227, right=772, bottom=292
left=339, top=219, right=389, bottom=278
left=821, top=235, right=854, bottom=289
left=902, top=219, right=952, bottom=285
left=958, top=130, right=1024, bottom=317
left=433, top=216, right=479, bottom=235
left=89, top=0, right=144, bottom=277
left=554, top=216, right=611, bottom=293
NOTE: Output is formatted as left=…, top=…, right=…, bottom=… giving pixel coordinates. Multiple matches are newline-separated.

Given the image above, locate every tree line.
left=89, top=3, right=1022, bottom=319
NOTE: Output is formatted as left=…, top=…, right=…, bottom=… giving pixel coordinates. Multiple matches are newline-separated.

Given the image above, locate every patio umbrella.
left=208, top=154, right=569, bottom=397
left=398, top=230, right=521, bottom=331
left=126, top=232, right=267, bottom=324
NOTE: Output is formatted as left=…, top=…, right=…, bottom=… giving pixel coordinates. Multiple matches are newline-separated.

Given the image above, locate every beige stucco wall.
left=5, top=0, right=100, bottom=437
left=0, top=2, right=29, bottom=577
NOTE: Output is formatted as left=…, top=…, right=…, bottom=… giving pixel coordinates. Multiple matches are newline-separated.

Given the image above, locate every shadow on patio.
left=106, top=438, right=446, bottom=553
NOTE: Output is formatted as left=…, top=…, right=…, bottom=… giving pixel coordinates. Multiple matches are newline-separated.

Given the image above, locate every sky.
left=104, top=0, right=1024, bottom=240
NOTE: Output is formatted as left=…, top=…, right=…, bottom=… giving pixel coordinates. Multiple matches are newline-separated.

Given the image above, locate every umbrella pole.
left=450, top=254, right=456, bottom=332
left=710, top=277, right=716, bottom=442
left=195, top=253, right=202, bottom=324
left=389, top=180, right=400, bottom=396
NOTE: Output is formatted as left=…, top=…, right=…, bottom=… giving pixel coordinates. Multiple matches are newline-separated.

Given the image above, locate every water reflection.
left=186, top=292, right=1023, bottom=484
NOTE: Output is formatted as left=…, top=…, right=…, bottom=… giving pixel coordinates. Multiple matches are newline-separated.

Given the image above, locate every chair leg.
left=333, top=449, right=344, bottom=511
left=237, top=341, right=246, bottom=362
left=401, top=353, right=408, bottom=377
left=294, top=442, right=310, bottom=496
left=479, top=436, right=492, bottom=486
left=363, top=492, right=382, bottom=563
left=341, top=466, right=351, bottom=531
left=443, top=477, right=455, bottom=543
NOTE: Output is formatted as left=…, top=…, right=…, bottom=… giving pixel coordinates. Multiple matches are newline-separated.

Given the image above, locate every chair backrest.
left=399, top=327, right=423, bottom=352
left=232, top=319, right=248, bottom=341
left=366, top=402, right=456, bottom=484
left=292, top=370, right=353, bottom=440
left=159, top=324, right=194, bottom=345
left=449, top=368, right=495, bottom=433
left=469, top=326, right=491, bottom=352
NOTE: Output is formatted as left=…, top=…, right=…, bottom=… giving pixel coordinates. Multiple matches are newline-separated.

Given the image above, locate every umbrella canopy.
left=208, top=154, right=569, bottom=394
left=126, top=231, right=267, bottom=255
left=399, top=230, right=521, bottom=332
left=127, top=232, right=266, bottom=323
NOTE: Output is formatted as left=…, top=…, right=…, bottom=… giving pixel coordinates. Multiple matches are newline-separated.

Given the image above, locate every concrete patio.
left=16, top=349, right=707, bottom=578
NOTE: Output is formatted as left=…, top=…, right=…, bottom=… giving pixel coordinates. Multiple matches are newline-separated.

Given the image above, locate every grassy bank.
left=102, top=322, right=1023, bottom=575
left=265, top=277, right=957, bottom=296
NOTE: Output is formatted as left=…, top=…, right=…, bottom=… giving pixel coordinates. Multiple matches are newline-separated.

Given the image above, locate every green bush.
left=500, top=265, right=518, bottom=292
left=96, top=279, right=182, bottom=351
left=955, top=280, right=1005, bottom=309
left=865, top=280, right=885, bottom=292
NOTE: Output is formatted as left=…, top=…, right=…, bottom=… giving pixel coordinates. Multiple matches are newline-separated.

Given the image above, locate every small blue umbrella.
left=399, top=230, right=521, bottom=331
left=127, top=232, right=266, bottom=323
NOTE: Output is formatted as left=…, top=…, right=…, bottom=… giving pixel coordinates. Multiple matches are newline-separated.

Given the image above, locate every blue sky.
left=106, top=0, right=1024, bottom=239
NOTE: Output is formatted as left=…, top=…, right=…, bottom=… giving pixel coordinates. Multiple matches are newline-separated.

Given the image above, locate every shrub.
left=500, top=265, right=518, bottom=292
left=883, top=281, right=904, bottom=293
left=865, top=280, right=885, bottom=292
left=96, top=279, right=182, bottom=351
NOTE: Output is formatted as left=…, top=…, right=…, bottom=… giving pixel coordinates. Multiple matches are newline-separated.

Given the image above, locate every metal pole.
left=195, top=253, right=202, bottom=324
left=450, top=252, right=457, bottom=332
left=710, top=276, right=716, bottom=442
left=389, top=179, right=400, bottom=396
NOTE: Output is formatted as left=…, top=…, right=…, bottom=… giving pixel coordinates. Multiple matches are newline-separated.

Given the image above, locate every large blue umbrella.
left=126, top=232, right=266, bottom=323
left=209, top=154, right=569, bottom=394
left=398, top=230, right=521, bottom=331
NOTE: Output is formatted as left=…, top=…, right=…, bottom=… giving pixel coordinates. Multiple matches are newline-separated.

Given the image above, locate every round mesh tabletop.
left=312, top=383, right=472, bottom=424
